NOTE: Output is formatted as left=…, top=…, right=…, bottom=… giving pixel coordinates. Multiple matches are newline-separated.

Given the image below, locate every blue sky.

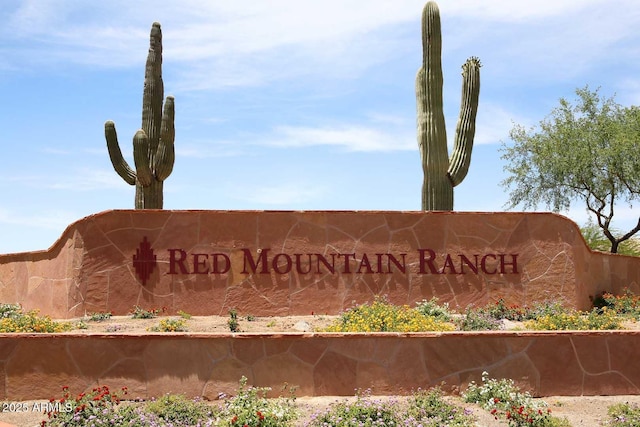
left=1, top=0, right=640, bottom=254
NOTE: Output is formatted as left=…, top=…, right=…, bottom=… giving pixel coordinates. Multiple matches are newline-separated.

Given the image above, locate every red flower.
left=231, top=415, right=238, bottom=424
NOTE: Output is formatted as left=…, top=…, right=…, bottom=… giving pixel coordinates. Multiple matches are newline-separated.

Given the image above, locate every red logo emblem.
left=133, top=236, right=157, bottom=285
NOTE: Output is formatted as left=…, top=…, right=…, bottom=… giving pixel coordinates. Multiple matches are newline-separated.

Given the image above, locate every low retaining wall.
left=1, top=210, right=639, bottom=318
left=2, top=331, right=639, bottom=400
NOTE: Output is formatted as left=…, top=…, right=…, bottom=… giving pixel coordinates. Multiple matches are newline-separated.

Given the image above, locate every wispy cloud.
left=0, top=207, right=77, bottom=231
left=229, top=182, right=328, bottom=206
left=176, top=142, right=247, bottom=159
left=474, top=103, right=531, bottom=145
left=3, top=0, right=639, bottom=92
left=265, top=124, right=414, bottom=152
left=4, top=168, right=129, bottom=192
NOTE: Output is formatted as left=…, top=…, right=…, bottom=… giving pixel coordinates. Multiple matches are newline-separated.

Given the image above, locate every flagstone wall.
left=0, top=210, right=638, bottom=318
left=1, top=330, right=639, bottom=400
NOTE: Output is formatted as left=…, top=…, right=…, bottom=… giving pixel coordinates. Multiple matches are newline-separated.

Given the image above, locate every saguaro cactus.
left=416, top=1, right=480, bottom=211
left=105, top=22, right=175, bottom=209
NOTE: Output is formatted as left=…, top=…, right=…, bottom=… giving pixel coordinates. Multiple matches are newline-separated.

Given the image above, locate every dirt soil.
left=1, top=315, right=639, bottom=426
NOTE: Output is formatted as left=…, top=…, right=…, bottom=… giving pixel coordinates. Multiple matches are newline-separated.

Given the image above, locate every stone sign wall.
left=0, top=210, right=638, bottom=318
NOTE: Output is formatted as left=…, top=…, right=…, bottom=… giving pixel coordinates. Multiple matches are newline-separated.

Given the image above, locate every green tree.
left=501, top=86, right=640, bottom=253
left=580, top=221, right=640, bottom=256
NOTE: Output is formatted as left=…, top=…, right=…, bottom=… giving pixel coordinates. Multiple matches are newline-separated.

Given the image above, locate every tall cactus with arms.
left=105, top=22, right=175, bottom=209
left=417, top=1, right=480, bottom=210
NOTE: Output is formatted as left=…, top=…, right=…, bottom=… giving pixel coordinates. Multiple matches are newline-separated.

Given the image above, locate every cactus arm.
left=155, top=95, right=175, bottom=181
left=448, top=57, right=481, bottom=186
left=133, top=130, right=153, bottom=187
left=105, top=121, right=136, bottom=185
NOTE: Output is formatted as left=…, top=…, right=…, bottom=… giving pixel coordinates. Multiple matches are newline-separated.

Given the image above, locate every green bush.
left=306, top=388, right=476, bottom=427
left=130, top=306, right=159, bottom=319
left=405, top=387, right=476, bottom=426
left=456, top=307, right=503, bottom=331
left=305, top=390, right=399, bottom=426
left=148, top=318, right=188, bottom=332
left=228, top=308, right=240, bottom=332
left=143, top=394, right=213, bottom=425
left=88, top=311, right=112, bottom=321
left=415, top=297, right=454, bottom=322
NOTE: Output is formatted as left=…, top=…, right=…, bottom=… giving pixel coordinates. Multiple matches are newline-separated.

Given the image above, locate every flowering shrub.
left=0, top=309, right=71, bottom=333
left=125, top=393, right=214, bottom=426
left=42, top=385, right=128, bottom=426
left=483, top=298, right=528, bottom=321
left=42, top=377, right=296, bottom=427
left=305, top=389, right=399, bottom=426
left=306, top=388, right=476, bottom=427
left=219, top=376, right=298, bottom=427
left=130, top=306, right=160, bottom=319
left=605, top=402, right=640, bottom=427
left=463, top=372, right=570, bottom=427
left=323, top=297, right=454, bottom=332
left=526, top=307, right=621, bottom=330
left=404, top=387, right=476, bottom=426
left=600, top=289, right=640, bottom=320
left=0, top=303, right=22, bottom=318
